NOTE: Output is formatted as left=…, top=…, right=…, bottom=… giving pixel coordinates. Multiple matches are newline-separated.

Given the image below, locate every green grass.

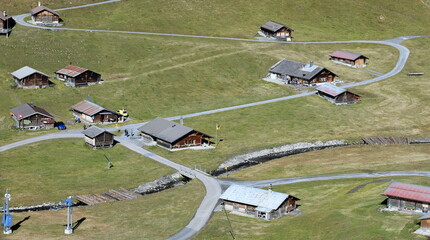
left=60, top=0, right=430, bottom=41
left=195, top=177, right=429, bottom=240
left=0, top=139, right=174, bottom=205
left=4, top=180, right=205, bottom=240
left=0, top=0, right=102, bottom=15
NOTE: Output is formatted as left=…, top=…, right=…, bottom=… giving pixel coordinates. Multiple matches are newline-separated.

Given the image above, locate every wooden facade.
left=0, top=12, right=15, bottom=33
left=152, top=130, right=212, bottom=149
left=83, top=129, right=115, bottom=149
left=14, top=72, right=51, bottom=89
left=260, top=21, right=293, bottom=41
left=387, top=197, right=429, bottom=213
left=329, top=51, right=368, bottom=68
left=316, top=84, right=361, bottom=105
left=30, top=5, right=60, bottom=25
left=10, top=104, right=55, bottom=130
left=56, top=69, right=102, bottom=87
left=421, top=218, right=430, bottom=229
left=71, top=100, right=124, bottom=124
left=383, top=182, right=430, bottom=214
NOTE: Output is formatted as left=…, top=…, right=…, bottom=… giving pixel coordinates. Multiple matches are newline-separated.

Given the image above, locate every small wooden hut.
left=82, top=126, right=115, bottom=149
left=55, top=65, right=102, bottom=87
left=383, top=181, right=430, bottom=213
left=419, top=215, right=430, bottom=230
left=329, top=51, right=368, bottom=68
left=30, top=3, right=60, bottom=25
left=0, top=11, right=15, bottom=35
left=11, top=66, right=53, bottom=89
left=71, top=100, right=124, bottom=124
left=316, top=83, right=360, bottom=104
left=260, top=21, right=293, bottom=41
left=10, top=103, right=55, bottom=130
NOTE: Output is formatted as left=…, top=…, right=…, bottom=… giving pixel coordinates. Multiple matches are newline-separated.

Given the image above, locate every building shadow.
left=11, top=216, right=30, bottom=231
left=73, top=217, right=86, bottom=231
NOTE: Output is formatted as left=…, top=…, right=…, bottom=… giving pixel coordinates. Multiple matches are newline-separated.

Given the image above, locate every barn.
left=30, top=3, right=60, bottom=26
left=11, top=66, right=53, bottom=89
left=260, top=21, right=293, bottom=41
left=82, top=126, right=115, bottom=149
left=219, top=185, right=300, bottom=220
left=138, top=117, right=212, bottom=150
left=267, top=59, right=337, bottom=86
left=10, top=103, right=55, bottom=130
left=383, top=181, right=430, bottom=213
left=329, top=51, right=368, bottom=68
left=55, top=65, right=102, bottom=87
left=0, top=11, right=15, bottom=35
left=71, top=100, right=124, bottom=124
left=316, top=83, right=360, bottom=104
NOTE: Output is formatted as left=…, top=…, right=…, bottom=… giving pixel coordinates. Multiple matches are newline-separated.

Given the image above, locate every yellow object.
left=117, top=108, right=129, bottom=117
left=216, top=124, right=221, bottom=130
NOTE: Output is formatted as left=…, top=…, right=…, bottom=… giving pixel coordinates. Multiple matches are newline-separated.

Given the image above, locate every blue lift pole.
left=2, top=189, right=12, bottom=234
left=62, top=196, right=73, bottom=234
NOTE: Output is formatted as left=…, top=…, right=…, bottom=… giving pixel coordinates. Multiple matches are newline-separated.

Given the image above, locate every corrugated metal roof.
left=30, top=5, right=59, bottom=16
left=55, top=65, right=89, bottom=78
left=329, top=51, right=367, bottom=61
left=261, top=21, right=293, bottom=32
left=269, top=59, right=335, bottom=81
left=10, top=103, right=54, bottom=119
left=138, top=117, right=195, bottom=143
left=316, top=83, right=346, bottom=97
left=220, top=185, right=297, bottom=212
left=383, top=181, right=430, bottom=203
left=82, top=126, right=114, bottom=138
left=11, top=66, right=49, bottom=80
left=71, top=100, right=119, bottom=117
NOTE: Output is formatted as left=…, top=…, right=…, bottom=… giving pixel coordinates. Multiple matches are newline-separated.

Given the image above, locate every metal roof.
left=71, top=100, right=119, bottom=117
left=11, top=66, right=49, bottom=80
left=261, top=21, right=293, bottom=32
left=55, top=65, right=90, bottom=78
left=419, top=214, right=430, bottom=220
left=316, top=83, right=346, bottom=97
left=329, top=51, right=368, bottom=61
left=138, top=117, right=195, bottom=143
left=0, top=12, right=12, bottom=21
left=30, top=5, right=59, bottom=16
left=10, top=103, right=54, bottom=119
left=383, top=181, right=430, bottom=203
left=220, top=185, right=298, bottom=212
left=269, top=59, right=335, bottom=81
left=82, top=126, right=114, bottom=138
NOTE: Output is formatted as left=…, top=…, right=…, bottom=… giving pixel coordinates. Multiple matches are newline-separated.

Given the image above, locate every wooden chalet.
left=316, top=83, right=360, bottom=104
left=10, top=103, right=55, bottom=130
left=11, top=66, right=53, bottom=89
left=71, top=100, right=124, bottom=124
left=82, top=126, right=115, bottom=149
left=30, top=3, right=60, bottom=25
left=329, top=51, right=368, bottom=68
left=55, top=65, right=102, bottom=87
left=220, top=185, right=299, bottom=220
left=0, top=11, right=15, bottom=35
left=260, top=21, right=293, bottom=41
left=138, top=117, right=212, bottom=150
left=383, top=181, right=430, bottom=213
left=268, top=59, right=337, bottom=86
left=420, top=215, right=430, bottom=230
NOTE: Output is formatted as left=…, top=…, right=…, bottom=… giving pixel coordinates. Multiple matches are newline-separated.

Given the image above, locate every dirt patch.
left=347, top=178, right=391, bottom=194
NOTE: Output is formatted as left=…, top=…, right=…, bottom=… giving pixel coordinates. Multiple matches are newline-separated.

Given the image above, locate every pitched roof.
left=10, top=103, right=54, bottom=119
left=269, top=59, right=335, bottom=81
left=329, top=51, right=368, bottom=61
left=316, top=83, right=347, bottom=97
left=82, top=126, right=114, bottom=138
left=138, top=117, right=207, bottom=143
left=30, top=5, right=59, bottom=16
left=261, top=21, right=293, bottom=32
left=11, top=66, right=49, bottom=80
left=55, top=65, right=90, bottom=78
left=71, top=100, right=119, bottom=116
left=0, top=11, right=12, bottom=21
left=220, top=185, right=298, bottom=212
left=419, top=214, right=430, bottom=220
left=383, top=181, right=430, bottom=203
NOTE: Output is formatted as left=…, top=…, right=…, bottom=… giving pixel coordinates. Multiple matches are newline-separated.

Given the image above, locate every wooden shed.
left=10, top=103, right=55, bottom=130
left=30, top=3, right=60, bottom=25
left=138, top=117, right=212, bottom=150
left=71, top=100, right=124, bottom=124
left=267, top=59, right=337, bottom=86
left=11, top=66, right=53, bottom=89
left=420, top=215, right=430, bottom=229
left=316, top=83, right=360, bottom=104
left=55, top=65, right=102, bottom=87
left=329, top=51, right=368, bottom=68
left=82, top=126, right=115, bottom=149
left=383, top=181, right=430, bottom=213
left=260, top=21, right=293, bottom=41
left=0, top=11, right=15, bottom=35
left=219, top=185, right=299, bottom=220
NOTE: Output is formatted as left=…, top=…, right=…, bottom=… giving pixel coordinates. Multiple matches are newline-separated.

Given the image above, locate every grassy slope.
left=4, top=180, right=204, bottom=240
left=0, top=139, right=173, bottom=205
left=0, top=0, right=101, bottom=15
left=61, top=0, right=430, bottom=41
left=195, top=177, right=429, bottom=240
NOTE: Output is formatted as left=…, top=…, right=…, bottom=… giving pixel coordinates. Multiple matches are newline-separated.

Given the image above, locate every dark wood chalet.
left=220, top=185, right=300, bottom=220
left=71, top=100, right=124, bottom=124
left=138, top=117, right=213, bottom=150
left=10, top=103, right=55, bottom=130
left=11, top=66, right=53, bottom=89
left=383, top=181, right=430, bottom=213
left=329, top=51, right=368, bottom=68
left=55, top=65, right=102, bottom=87
left=0, top=11, right=15, bottom=35
left=420, top=215, right=430, bottom=230
left=82, top=126, right=115, bottom=149
left=30, top=3, right=60, bottom=25
left=267, top=59, right=337, bottom=86
left=260, top=21, right=293, bottom=41
left=316, top=83, right=360, bottom=104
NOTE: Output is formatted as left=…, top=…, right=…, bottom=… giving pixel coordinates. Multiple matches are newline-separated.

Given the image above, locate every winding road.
left=3, top=0, right=428, bottom=239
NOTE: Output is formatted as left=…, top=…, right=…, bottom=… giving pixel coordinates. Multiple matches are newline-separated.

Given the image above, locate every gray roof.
left=419, top=214, right=430, bottom=220
left=30, top=5, right=59, bottom=16
left=71, top=100, right=120, bottom=117
left=82, top=126, right=113, bottom=138
left=138, top=117, right=197, bottom=143
left=10, top=103, right=54, bottom=119
left=11, top=66, right=49, bottom=80
left=269, top=59, right=334, bottom=81
left=0, top=12, right=12, bottom=21
left=261, top=21, right=293, bottom=32
left=316, top=83, right=347, bottom=97
left=220, top=185, right=298, bottom=212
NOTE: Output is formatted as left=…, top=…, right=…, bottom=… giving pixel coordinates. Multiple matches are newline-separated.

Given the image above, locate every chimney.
left=180, top=116, right=184, bottom=125
left=38, top=2, right=41, bottom=7
left=3, top=11, right=6, bottom=17
left=268, top=184, right=273, bottom=194
left=310, top=61, right=314, bottom=67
